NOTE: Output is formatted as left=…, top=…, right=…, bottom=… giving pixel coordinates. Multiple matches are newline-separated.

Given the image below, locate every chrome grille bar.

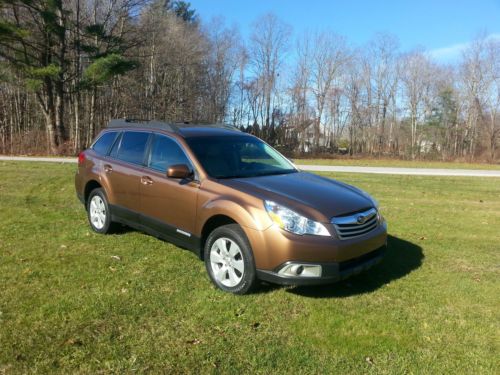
left=331, top=208, right=379, bottom=240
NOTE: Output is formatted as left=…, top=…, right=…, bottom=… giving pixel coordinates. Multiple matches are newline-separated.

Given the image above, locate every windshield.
left=185, top=135, right=297, bottom=179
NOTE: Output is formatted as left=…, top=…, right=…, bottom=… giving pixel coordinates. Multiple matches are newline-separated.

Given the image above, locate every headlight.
left=264, top=200, right=330, bottom=236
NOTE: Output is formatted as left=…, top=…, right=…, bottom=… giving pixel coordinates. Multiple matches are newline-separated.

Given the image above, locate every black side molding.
left=109, top=204, right=202, bottom=257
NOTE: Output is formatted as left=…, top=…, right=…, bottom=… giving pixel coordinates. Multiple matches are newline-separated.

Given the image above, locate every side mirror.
left=167, top=164, right=192, bottom=179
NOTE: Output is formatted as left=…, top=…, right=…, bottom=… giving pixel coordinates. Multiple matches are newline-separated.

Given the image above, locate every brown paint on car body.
left=76, top=122, right=387, bottom=282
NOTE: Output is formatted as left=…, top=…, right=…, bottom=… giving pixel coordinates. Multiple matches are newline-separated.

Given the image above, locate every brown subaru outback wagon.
left=75, top=119, right=387, bottom=294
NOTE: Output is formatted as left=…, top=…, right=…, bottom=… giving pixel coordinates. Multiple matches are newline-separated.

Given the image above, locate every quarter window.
left=114, top=131, right=150, bottom=165
left=92, top=131, right=118, bottom=155
left=148, top=134, right=191, bottom=172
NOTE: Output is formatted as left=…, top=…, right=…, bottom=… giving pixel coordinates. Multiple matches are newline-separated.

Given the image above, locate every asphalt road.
left=297, top=164, right=500, bottom=177
left=1, top=156, right=500, bottom=177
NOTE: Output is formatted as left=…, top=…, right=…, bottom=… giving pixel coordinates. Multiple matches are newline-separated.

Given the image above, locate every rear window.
left=113, top=131, right=150, bottom=165
left=92, top=132, right=118, bottom=155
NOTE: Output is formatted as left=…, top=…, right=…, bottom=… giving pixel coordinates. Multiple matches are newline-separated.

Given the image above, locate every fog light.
left=290, top=265, right=303, bottom=275
left=278, top=263, right=322, bottom=277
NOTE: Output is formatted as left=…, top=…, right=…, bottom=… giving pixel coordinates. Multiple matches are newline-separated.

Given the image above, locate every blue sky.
left=189, top=0, right=500, bottom=62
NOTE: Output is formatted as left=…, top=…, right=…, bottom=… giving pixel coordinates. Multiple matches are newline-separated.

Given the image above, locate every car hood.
left=218, top=171, right=374, bottom=221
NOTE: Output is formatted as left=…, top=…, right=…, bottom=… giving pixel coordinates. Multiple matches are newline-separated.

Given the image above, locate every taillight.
left=78, top=151, right=86, bottom=165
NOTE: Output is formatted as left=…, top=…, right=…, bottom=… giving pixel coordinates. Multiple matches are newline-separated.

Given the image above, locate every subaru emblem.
left=357, top=215, right=366, bottom=224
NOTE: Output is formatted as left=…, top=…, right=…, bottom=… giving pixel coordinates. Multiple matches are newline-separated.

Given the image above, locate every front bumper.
left=244, top=220, right=388, bottom=271
left=256, top=245, right=386, bottom=286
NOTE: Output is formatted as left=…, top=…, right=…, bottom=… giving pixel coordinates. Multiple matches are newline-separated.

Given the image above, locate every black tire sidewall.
left=86, top=188, right=112, bottom=234
left=204, top=224, right=257, bottom=294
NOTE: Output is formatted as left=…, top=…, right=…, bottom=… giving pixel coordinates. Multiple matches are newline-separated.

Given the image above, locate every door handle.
left=104, top=164, right=113, bottom=173
left=141, top=176, right=153, bottom=185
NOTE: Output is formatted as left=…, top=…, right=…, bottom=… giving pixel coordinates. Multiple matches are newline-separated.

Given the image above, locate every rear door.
left=103, top=130, right=151, bottom=222
left=139, top=133, right=199, bottom=246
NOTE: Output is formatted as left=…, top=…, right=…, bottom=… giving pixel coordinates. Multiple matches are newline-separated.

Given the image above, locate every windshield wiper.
left=216, top=169, right=298, bottom=179
left=216, top=174, right=250, bottom=179
left=254, top=169, right=298, bottom=177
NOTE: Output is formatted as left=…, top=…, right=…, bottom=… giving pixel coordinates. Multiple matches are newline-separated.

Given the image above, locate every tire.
left=86, top=188, right=116, bottom=234
left=204, top=224, right=257, bottom=294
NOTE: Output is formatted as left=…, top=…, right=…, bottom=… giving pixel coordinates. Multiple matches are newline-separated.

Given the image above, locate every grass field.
left=0, top=161, right=499, bottom=374
left=295, top=158, right=500, bottom=170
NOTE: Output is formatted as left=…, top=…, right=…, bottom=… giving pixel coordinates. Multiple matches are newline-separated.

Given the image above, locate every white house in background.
left=300, top=123, right=328, bottom=152
left=419, top=139, right=442, bottom=153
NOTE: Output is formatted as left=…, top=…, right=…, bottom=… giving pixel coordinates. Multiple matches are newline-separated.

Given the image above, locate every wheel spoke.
left=215, top=238, right=228, bottom=255
left=228, top=242, right=240, bottom=258
left=215, top=266, right=227, bottom=282
left=210, top=251, right=224, bottom=264
left=227, top=267, right=239, bottom=285
left=232, top=259, right=244, bottom=274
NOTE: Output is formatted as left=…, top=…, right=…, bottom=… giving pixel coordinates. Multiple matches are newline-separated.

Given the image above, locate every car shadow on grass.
left=285, top=235, right=424, bottom=298
left=112, top=226, right=422, bottom=298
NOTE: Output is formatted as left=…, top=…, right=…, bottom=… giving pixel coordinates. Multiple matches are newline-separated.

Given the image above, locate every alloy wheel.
left=89, top=195, right=106, bottom=230
left=209, top=237, right=245, bottom=287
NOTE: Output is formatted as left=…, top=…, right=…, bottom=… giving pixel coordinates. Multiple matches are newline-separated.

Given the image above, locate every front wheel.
left=204, top=224, right=257, bottom=294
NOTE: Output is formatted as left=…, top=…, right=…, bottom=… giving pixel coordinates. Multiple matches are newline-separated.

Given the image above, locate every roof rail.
left=106, top=118, right=240, bottom=133
left=107, top=118, right=179, bottom=132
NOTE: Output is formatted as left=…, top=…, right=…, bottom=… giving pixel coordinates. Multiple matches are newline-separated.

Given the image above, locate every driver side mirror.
left=167, top=164, right=193, bottom=179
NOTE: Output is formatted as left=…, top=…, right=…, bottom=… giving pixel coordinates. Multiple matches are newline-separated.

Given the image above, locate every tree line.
left=0, top=1, right=499, bottom=160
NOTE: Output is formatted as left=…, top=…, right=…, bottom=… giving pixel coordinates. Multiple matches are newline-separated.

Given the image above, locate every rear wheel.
left=204, top=224, right=257, bottom=294
left=87, top=188, right=116, bottom=234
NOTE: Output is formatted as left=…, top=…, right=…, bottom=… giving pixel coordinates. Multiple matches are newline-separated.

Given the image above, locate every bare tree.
left=309, top=32, right=348, bottom=151
left=290, top=34, right=313, bottom=152
left=400, top=50, right=435, bottom=158
left=480, top=38, right=500, bottom=160
left=249, top=13, right=291, bottom=136
left=203, top=18, right=242, bottom=123
left=459, top=36, right=495, bottom=160
left=367, top=34, right=400, bottom=154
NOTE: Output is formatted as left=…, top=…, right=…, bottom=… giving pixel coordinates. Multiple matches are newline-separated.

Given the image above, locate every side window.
left=114, top=131, right=150, bottom=165
left=92, top=132, right=118, bottom=155
left=148, top=134, right=191, bottom=172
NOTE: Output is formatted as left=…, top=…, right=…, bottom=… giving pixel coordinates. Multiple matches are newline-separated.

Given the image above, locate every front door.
left=139, top=133, right=199, bottom=246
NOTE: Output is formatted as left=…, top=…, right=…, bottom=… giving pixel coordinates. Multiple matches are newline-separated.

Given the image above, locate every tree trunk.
left=44, top=112, right=58, bottom=155
left=88, top=88, right=96, bottom=146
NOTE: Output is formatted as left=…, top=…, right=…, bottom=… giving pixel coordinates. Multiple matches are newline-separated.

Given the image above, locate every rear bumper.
left=256, top=245, right=386, bottom=286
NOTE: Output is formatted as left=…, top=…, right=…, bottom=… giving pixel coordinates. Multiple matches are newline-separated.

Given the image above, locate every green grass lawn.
left=0, top=162, right=499, bottom=374
left=295, top=158, right=500, bottom=170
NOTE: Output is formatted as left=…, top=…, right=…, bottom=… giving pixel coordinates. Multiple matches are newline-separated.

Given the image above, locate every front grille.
left=331, top=207, right=378, bottom=240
